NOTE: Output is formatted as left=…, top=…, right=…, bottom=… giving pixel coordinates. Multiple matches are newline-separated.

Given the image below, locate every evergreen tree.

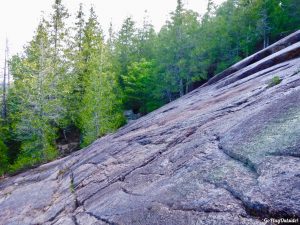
left=1, top=39, right=9, bottom=120
left=156, top=0, right=200, bottom=100
left=50, top=0, right=69, bottom=57
left=124, top=59, right=156, bottom=114
left=0, top=139, right=9, bottom=176
left=67, top=3, right=86, bottom=125
left=136, top=11, right=156, bottom=60
left=9, top=21, right=58, bottom=171
left=74, top=3, right=85, bottom=52
left=115, top=16, right=137, bottom=87
left=121, top=11, right=158, bottom=113
left=78, top=7, right=124, bottom=146
left=107, top=21, right=115, bottom=52
left=1, top=0, right=299, bottom=175
left=49, top=0, right=71, bottom=129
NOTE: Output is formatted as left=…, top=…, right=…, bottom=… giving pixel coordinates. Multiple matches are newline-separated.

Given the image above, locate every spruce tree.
left=49, top=0, right=70, bottom=129
left=78, top=7, right=124, bottom=146
left=10, top=21, right=58, bottom=171
left=67, top=3, right=86, bottom=125
left=115, top=17, right=137, bottom=88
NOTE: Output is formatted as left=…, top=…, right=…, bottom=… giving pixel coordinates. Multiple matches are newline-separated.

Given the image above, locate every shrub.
left=0, top=140, right=9, bottom=176
left=268, top=76, right=282, bottom=87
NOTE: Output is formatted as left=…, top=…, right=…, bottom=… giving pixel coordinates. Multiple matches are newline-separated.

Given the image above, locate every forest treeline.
left=0, top=0, right=299, bottom=175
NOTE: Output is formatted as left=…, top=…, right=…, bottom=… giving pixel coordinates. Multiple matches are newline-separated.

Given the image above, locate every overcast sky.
left=0, top=0, right=225, bottom=68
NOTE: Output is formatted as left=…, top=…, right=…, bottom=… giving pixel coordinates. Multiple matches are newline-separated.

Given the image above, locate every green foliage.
left=74, top=8, right=125, bottom=147
left=78, top=67, right=125, bottom=146
left=70, top=176, right=75, bottom=193
left=8, top=21, right=60, bottom=171
left=0, top=139, right=9, bottom=176
left=9, top=144, right=58, bottom=174
left=268, top=76, right=282, bottom=87
left=124, top=59, right=157, bottom=113
left=156, top=7, right=200, bottom=99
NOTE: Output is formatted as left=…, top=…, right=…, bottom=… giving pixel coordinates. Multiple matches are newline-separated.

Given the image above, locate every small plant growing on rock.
left=268, top=76, right=282, bottom=87
left=70, top=179, right=75, bottom=193
left=70, top=173, right=75, bottom=194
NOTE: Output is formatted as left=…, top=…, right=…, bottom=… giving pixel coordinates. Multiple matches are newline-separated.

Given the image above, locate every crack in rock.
left=85, top=212, right=119, bottom=225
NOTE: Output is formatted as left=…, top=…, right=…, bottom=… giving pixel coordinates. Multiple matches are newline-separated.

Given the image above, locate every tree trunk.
left=1, top=40, right=8, bottom=120
left=179, top=78, right=184, bottom=97
left=185, top=80, right=189, bottom=94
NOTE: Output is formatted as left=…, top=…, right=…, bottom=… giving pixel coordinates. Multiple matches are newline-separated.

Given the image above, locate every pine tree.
left=49, top=0, right=70, bottom=129
left=0, top=139, right=8, bottom=176
left=122, top=12, right=158, bottom=113
left=256, top=0, right=271, bottom=48
left=136, top=11, right=156, bottom=60
left=124, top=59, right=158, bottom=113
left=75, top=3, right=85, bottom=52
left=107, top=21, right=115, bottom=52
left=1, top=0, right=299, bottom=174
left=115, top=16, right=137, bottom=87
left=78, top=7, right=124, bottom=146
left=67, top=3, right=86, bottom=125
left=156, top=0, right=200, bottom=100
left=9, top=21, right=58, bottom=171
left=1, top=39, right=9, bottom=120
left=50, top=0, right=69, bottom=57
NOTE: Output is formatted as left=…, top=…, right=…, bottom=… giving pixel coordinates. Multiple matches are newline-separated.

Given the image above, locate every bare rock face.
left=1, top=31, right=300, bottom=225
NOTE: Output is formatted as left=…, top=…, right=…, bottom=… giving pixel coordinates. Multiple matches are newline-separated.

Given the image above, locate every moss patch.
left=236, top=107, right=300, bottom=166
left=267, top=76, right=282, bottom=87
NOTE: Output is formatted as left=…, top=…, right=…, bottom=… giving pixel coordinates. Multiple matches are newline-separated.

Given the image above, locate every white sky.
left=0, top=0, right=225, bottom=70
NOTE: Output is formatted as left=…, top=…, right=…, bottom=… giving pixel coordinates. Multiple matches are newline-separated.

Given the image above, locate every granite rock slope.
left=1, top=31, right=300, bottom=225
